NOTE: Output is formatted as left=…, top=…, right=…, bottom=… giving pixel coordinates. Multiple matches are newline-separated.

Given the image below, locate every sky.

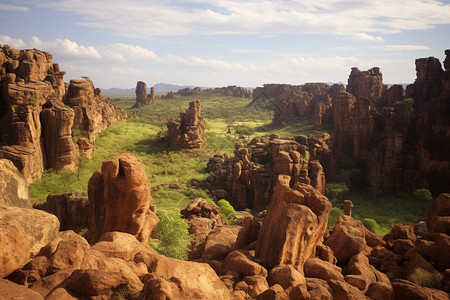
left=0, top=0, right=449, bottom=89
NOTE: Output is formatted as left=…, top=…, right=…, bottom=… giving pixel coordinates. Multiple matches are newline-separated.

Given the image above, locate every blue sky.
left=1, top=0, right=449, bottom=88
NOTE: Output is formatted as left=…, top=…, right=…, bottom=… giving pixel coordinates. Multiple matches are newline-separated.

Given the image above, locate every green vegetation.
left=29, top=96, right=38, bottom=106
left=328, top=207, right=344, bottom=226
left=150, top=210, right=193, bottom=260
left=72, top=129, right=88, bottom=143
left=29, top=91, right=429, bottom=256
left=217, top=199, right=236, bottom=217
left=408, top=268, right=443, bottom=289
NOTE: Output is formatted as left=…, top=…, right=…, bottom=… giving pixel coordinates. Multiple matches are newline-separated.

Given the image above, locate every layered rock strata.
left=133, top=81, right=155, bottom=108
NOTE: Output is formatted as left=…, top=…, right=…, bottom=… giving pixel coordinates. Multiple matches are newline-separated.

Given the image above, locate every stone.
left=346, top=67, right=384, bottom=101
left=221, top=250, right=268, bottom=277
left=202, top=225, right=240, bottom=260
left=88, top=153, right=159, bottom=244
left=133, top=81, right=155, bottom=108
left=42, top=192, right=89, bottom=233
left=303, top=257, right=344, bottom=282
left=0, top=205, right=59, bottom=257
left=0, top=158, right=31, bottom=208
left=328, top=279, right=366, bottom=300
left=40, top=99, right=78, bottom=172
left=255, top=176, right=331, bottom=270
left=366, top=282, right=395, bottom=300
left=29, top=268, right=75, bottom=298
left=235, top=215, right=261, bottom=250
left=166, top=100, right=205, bottom=149
left=268, top=265, right=306, bottom=289
left=324, top=224, right=366, bottom=264
left=426, top=193, right=450, bottom=235
left=0, top=279, right=44, bottom=300
left=306, top=278, right=333, bottom=300
left=392, top=279, right=449, bottom=300
left=245, top=275, right=270, bottom=298
left=256, top=284, right=289, bottom=300
left=343, top=200, right=353, bottom=216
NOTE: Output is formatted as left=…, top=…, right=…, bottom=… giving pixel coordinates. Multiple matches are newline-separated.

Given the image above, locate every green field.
left=29, top=91, right=428, bottom=257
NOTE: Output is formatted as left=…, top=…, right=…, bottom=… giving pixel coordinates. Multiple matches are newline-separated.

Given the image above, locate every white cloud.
left=0, top=4, right=28, bottom=12
left=0, top=35, right=26, bottom=48
left=231, top=49, right=267, bottom=54
left=100, top=43, right=161, bottom=62
left=375, top=45, right=431, bottom=51
left=166, top=54, right=245, bottom=71
left=38, top=0, right=450, bottom=39
left=28, top=36, right=101, bottom=59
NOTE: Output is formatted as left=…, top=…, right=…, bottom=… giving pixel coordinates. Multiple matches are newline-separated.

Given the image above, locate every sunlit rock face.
left=255, top=175, right=331, bottom=271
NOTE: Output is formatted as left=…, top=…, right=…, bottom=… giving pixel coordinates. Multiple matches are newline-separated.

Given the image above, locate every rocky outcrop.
left=88, top=153, right=159, bottom=244
left=0, top=159, right=31, bottom=208
left=133, top=81, right=155, bottom=108
left=252, top=83, right=344, bottom=128
left=64, top=78, right=127, bottom=144
left=7, top=231, right=234, bottom=300
left=0, top=46, right=127, bottom=183
left=166, top=100, right=205, bottom=149
left=426, top=193, right=450, bottom=235
left=333, top=52, right=450, bottom=193
left=205, top=133, right=331, bottom=210
left=255, top=175, right=332, bottom=270
left=346, top=67, right=384, bottom=101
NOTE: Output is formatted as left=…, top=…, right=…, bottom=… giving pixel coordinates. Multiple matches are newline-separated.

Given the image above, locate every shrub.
left=408, top=268, right=443, bottom=289
left=29, top=96, right=38, bottom=106
left=328, top=207, right=343, bottom=226
left=235, top=124, right=255, bottom=137
left=361, top=218, right=382, bottom=235
left=325, top=183, right=349, bottom=205
left=217, top=199, right=235, bottom=216
left=72, top=129, right=88, bottom=143
left=412, top=188, right=433, bottom=215
left=150, top=210, right=192, bottom=260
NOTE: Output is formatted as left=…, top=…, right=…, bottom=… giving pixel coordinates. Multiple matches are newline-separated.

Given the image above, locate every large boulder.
left=426, top=193, right=450, bottom=235
left=0, top=158, right=31, bottom=208
left=0, top=279, right=44, bottom=300
left=0, top=206, right=59, bottom=277
left=255, top=175, right=331, bottom=270
left=88, top=153, right=159, bottom=244
left=392, top=279, right=449, bottom=300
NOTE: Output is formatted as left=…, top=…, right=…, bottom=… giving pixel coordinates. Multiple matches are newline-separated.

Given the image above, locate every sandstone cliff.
left=0, top=46, right=126, bottom=184
left=333, top=50, right=450, bottom=193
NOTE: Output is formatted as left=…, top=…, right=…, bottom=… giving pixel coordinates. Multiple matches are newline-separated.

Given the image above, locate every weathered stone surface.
left=221, top=250, right=268, bottom=277
left=0, top=158, right=31, bottom=208
left=306, top=278, right=333, bottom=299
left=88, top=153, right=159, bottom=244
left=324, top=224, right=366, bottom=264
left=426, top=193, right=450, bottom=235
left=65, top=78, right=127, bottom=144
left=303, top=257, right=344, bottom=282
left=202, top=225, right=240, bottom=260
left=133, top=80, right=155, bottom=108
left=0, top=279, right=44, bottom=300
left=255, top=175, right=331, bottom=270
left=166, top=100, right=205, bottom=149
left=40, top=100, right=78, bottom=171
left=392, top=279, right=449, bottom=300
left=206, top=134, right=330, bottom=210
left=268, top=265, right=306, bottom=289
left=42, top=192, right=89, bottom=233
left=328, top=279, right=366, bottom=300
left=346, top=67, right=384, bottom=101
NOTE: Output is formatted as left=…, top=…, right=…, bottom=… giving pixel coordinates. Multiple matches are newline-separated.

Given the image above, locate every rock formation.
left=88, top=153, right=159, bottom=244
left=333, top=51, right=450, bottom=193
left=133, top=81, right=155, bottom=108
left=251, top=83, right=344, bottom=129
left=0, top=46, right=127, bottom=184
left=166, top=100, right=205, bottom=149
left=0, top=159, right=31, bottom=208
left=255, top=175, right=332, bottom=270
left=205, top=133, right=331, bottom=210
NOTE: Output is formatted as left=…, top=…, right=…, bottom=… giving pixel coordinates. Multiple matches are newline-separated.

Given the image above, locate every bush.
left=325, top=183, right=349, bottom=205
left=408, top=268, right=443, bottom=289
left=150, top=210, right=192, bottom=260
left=217, top=199, right=235, bottom=216
left=361, top=218, right=382, bottom=235
left=328, top=207, right=343, bottom=226
left=235, top=124, right=255, bottom=136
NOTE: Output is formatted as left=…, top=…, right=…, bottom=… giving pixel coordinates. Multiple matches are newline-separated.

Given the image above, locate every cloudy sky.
left=1, top=0, right=449, bottom=88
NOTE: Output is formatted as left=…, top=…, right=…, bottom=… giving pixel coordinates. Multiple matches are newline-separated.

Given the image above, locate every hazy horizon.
left=1, top=0, right=449, bottom=89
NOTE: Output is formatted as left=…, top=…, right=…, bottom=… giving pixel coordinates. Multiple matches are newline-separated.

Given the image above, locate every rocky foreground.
left=1, top=153, right=449, bottom=299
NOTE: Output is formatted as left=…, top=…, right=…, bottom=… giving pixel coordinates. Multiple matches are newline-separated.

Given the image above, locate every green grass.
left=408, top=268, right=443, bottom=289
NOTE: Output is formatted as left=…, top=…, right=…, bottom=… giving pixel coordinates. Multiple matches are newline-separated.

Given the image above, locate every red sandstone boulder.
left=256, top=175, right=331, bottom=270
left=201, top=225, right=240, bottom=260
left=426, top=193, right=450, bottom=235
left=88, top=153, right=159, bottom=244
left=221, top=250, right=268, bottom=277
left=268, top=265, right=306, bottom=289
left=303, top=257, right=344, bottom=282
left=324, top=225, right=366, bottom=264
left=392, top=279, right=449, bottom=300
left=0, top=279, right=44, bottom=300
left=328, top=279, right=366, bottom=300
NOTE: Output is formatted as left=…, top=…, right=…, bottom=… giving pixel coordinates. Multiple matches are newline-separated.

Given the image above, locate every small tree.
left=325, top=183, right=349, bottom=205
left=412, top=188, right=433, bottom=215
